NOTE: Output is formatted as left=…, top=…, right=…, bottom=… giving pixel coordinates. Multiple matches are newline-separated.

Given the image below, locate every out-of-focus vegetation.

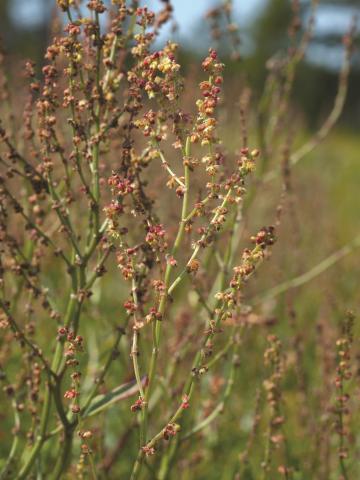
left=2, top=0, right=360, bottom=127
left=0, top=1, right=359, bottom=480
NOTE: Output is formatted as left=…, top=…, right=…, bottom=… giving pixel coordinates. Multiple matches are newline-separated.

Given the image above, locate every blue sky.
left=10, top=0, right=359, bottom=37
left=10, top=0, right=265, bottom=28
left=152, top=0, right=266, bottom=30
left=9, top=0, right=360, bottom=69
left=148, top=0, right=266, bottom=47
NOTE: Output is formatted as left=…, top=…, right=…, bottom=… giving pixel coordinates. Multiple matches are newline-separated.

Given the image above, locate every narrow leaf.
left=83, top=376, right=147, bottom=417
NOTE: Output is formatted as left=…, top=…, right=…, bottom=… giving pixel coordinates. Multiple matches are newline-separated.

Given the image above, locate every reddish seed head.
left=209, top=49, right=217, bottom=59
left=181, top=394, right=190, bottom=409
left=64, top=389, right=78, bottom=400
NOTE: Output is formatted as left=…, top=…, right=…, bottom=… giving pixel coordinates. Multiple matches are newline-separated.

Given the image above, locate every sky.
left=8, top=0, right=360, bottom=69
left=10, top=0, right=266, bottom=29
left=149, top=0, right=360, bottom=69
left=147, top=0, right=266, bottom=48
left=10, top=0, right=359, bottom=37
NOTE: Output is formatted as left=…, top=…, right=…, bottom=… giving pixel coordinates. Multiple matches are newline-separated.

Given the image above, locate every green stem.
left=50, top=430, right=74, bottom=480
left=131, top=138, right=191, bottom=480
left=168, top=188, right=233, bottom=297
left=16, top=292, right=78, bottom=479
left=0, top=401, right=21, bottom=480
left=252, top=234, right=360, bottom=304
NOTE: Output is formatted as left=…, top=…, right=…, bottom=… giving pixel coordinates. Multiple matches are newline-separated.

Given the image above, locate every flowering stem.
left=131, top=137, right=191, bottom=480
left=168, top=188, right=233, bottom=297
left=91, top=11, right=102, bottom=236
left=16, top=274, right=83, bottom=478
left=0, top=400, right=20, bottom=479
left=181, top=338, right=238, bottom=441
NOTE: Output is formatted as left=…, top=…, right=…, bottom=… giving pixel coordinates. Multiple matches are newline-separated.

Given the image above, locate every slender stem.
left=47, top=172, right=83, bottom=259
left=263, top=33, right=352, bottom=183
left=130, top=138, right=191, bottom=480
left=181, top=337, right=238, bottom=441
left=50, top=431, right=75, bottom=480
left=156, top=145, right=185, bottom=188
left=168, top=188, right=233, bottom=297
left=1, top=183, right=72, bottom=268
left=252, top=234, right=360, bottom=304
left=138, top=241, right=263, bottom=459
left=16, top=288, right=79, bottom=478
left=0, top=299, right=54, bottom=378
left=80, top=322, right=128, bottom=414
left=0, top=400, right=21, bottom=480
left=88, top=451, right=98, bottom=480
left=90, top=11, right=102, bottom=237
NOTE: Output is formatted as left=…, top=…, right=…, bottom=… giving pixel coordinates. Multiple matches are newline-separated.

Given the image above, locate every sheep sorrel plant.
left=0, top=1, right=358, bottom=479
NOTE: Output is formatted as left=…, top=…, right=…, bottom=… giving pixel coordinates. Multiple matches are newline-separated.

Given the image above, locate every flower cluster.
left=116, top=250, right=135, bottom=280
left=108, top=174, right=134, bottom=196
left=262, top=335, right=286, bottom=473
left=333, top=311, right=355, bottom=463
left=145, top=224, right=168, bottom=252
left=163, top=422, right=180, bottom=440
left=129, top=41, right=181, bottom=105
left=192, top=49, right=224, bottom=149
left=131, top=396, right=146, bottom=412
left=230, top=227, right=276, bottom=289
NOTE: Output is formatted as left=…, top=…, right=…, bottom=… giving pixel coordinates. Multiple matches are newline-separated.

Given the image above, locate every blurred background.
left=1, top=0, right=360, bottom=126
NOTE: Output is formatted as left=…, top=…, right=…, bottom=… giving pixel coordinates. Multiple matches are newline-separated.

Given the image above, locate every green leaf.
left=83, top=377, right=146, bottom=418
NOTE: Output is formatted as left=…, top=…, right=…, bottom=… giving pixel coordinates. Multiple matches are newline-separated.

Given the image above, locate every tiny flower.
left=131, top=396, right=146, bottom=412
left=166, top=255, right=177, bottom=267
left=79, top=430, right=93, bottom=439
left=187, top=259, right=200, bottom=274
left=163, top=423, right=180, bottom=440
left=71, top=405, right=81, bottom=414
left=141, top=445, right=155, bottom=456
left=181, top=394, right=190, bottom=409
left=64, top=388, right=79, bottom=400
